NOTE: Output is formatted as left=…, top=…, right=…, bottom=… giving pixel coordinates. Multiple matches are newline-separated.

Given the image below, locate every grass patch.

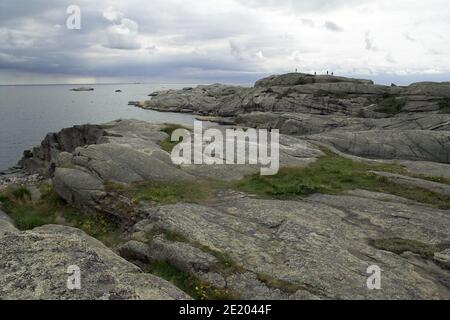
left=419, top=175, right=450, bottom=185
left=376, top=95, right=406, bottom=115
left=105, top=179, right=223, bottom=205
left=0, top=184, right=124, bottom=247
left=159, top=124, right=191, bottom=153
left=11, top=187, right=32, bottom=201
left=106, top=148, right=450, bottom=209
left=370, top=238, right=450, bottom=260
left=438, top=99, right=450, bottom=114
left=235, top=149, right=402, bottom=198
left=154, top=229, right=242, bottom=275
left=145, top=260, right=239, bottom=300
left=194, top=243, right=242, bottom=276
left=234, top=149, right=450, bottom=209
left=256, top=273, right=302, bottom=294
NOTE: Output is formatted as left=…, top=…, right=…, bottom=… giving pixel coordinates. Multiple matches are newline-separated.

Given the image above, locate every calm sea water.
left=0, top=84, right=197, bottom=170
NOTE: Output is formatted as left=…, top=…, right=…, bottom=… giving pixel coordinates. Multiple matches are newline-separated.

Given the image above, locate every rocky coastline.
left=1, top=73, right=449, bottom=300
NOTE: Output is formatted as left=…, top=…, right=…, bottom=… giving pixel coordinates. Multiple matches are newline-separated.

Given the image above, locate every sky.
left=0, top=0, right=449, bottom=85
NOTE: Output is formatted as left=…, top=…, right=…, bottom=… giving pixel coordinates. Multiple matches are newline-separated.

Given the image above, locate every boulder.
left=0, top=224, right=190, bottom=300
left=19, top=124, right=106, bottom=176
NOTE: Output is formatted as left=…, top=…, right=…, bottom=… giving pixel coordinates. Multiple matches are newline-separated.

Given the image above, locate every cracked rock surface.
left=140, top=73, right=450, bottom=166
left=119, top=191, right=449, bottom=299
left=3, top=73, right=450, bottom=300
left=0, top=221, right=190, bottom=300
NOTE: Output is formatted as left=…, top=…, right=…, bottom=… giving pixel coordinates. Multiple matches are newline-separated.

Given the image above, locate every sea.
left=0, top=83, right=198, bottom=171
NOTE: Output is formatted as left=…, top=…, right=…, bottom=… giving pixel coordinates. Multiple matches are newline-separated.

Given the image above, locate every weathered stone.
left=308, top=130, right=450, bottom=164
left=19, top=124, right=106, bottom=175
left=0, top=209, right=14, bottom=226
left=42, top=120, right=322, bottom=212
left=371, top=171, right=450, bottom=196
left=434, top=249, right=450, bottom=268
left=125, top=191, right=450, bottom=300
left=0, top=224, right=190, bottom=300
left=140, top=74, right=450, bottom=118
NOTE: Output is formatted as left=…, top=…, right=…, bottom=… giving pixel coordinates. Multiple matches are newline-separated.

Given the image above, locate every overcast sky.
left=0, top=0, right=449, bottom=85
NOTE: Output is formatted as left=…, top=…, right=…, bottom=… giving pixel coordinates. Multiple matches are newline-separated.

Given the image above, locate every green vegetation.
left=376, top=95, right=406, bottom=115
left=407, top=173, right=450, bottom=185
left=150, top=228, right=241, bottom=276
left=438, top=99, right=450, bottom=114
left=370, top=238, right=450, bottom=260
left=159, top=124, right=191, bottom=153
left=0, top=184, right=124, bottom=247
left=11, top=187, right=32, bottom=201
left=105, top=179, right=223, bottom=205
left=256, top=273, right=302, bottom=294
left=144, top=260, right=239, bottom=300
left=235, top=149, right=450, bottom=209
left=137, top=227, right=241, bottom=298
left=105, top=148, right=450, bottom=209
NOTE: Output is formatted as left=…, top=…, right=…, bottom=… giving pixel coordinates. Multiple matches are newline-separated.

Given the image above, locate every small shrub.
left=159, top=124, right=191, bottom=153
left=438, top=99, right=450, bottom=114
left=376, top=96, right=406, bottom=115
left=147, top=260, right=239, bottom=300
left=11, top=187, right=31, bottom=201
left=0, top=184, right=124, bottom=247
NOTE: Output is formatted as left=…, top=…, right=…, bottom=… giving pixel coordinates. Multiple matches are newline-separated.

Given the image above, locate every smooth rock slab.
left=0, top=224, right=190, bottom=300
left=309, top=130, right=450, bottom=164
left=126, top=191, right=450, bottom=300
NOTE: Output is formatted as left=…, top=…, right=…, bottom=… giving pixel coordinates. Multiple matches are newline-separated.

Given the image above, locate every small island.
left=70, top=87, right=94, bottom=92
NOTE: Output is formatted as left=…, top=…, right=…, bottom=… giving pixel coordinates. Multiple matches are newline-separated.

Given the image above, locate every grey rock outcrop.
left=19, top=124, right=106, bottom=175
left=141, top=74, right=450, bottom=117
left=0, top=223, right=190, bottom=300
left=138, top=73, right=450, bottom=164
left=254, top=73, right=375, bottom=87
left=7, top=72, right=450, bottom=300
left=119, top=190, right=450, bottom=300
left=308, top=130, right=450, bottom=164
left=30, top=119, right=321, bottom=223
left=0, top=209, right=15, bottom=226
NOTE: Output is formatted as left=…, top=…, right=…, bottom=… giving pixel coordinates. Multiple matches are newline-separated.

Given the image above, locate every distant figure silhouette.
left=327, top=71, right=329, bottom=75
left=314, top=72, right=317, bottom=76
left=295, top=68, right=298, bottom=73
left=331, top=72, right=334, bottom=76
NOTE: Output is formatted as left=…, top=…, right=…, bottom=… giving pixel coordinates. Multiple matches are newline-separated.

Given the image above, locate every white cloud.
left=0, top=0, right=449, bottom=84
left=365, top=32, right=378, bottom=51
left=102, top=8, right=141, bottom=50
